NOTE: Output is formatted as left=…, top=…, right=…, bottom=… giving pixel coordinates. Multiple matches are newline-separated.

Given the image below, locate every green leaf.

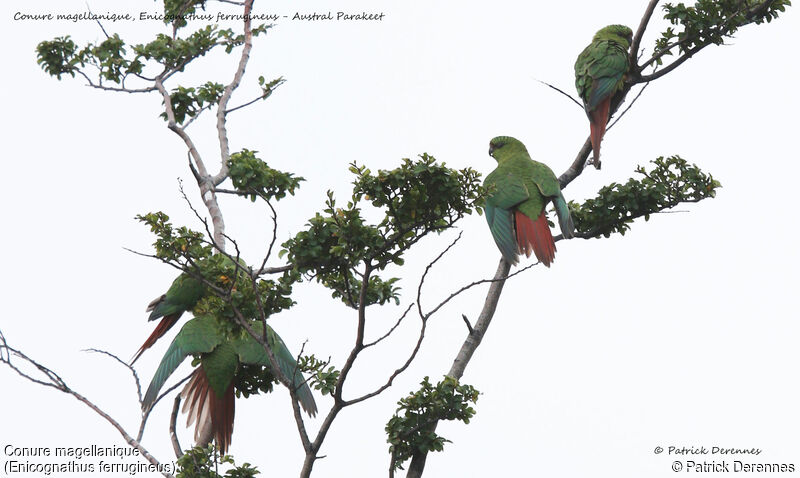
left=386, top=376, right=480, bottom=471
left=570, top=155, right=721, bottom=238
left=228, top=149, right=304, bottom=201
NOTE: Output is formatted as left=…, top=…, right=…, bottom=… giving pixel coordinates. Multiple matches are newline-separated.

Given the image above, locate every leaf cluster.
left=162, top=82, right=224, bottom=124
left=297, top=355, right=341, bottom=396
left=257, top=76, right=286, bottom=100
left=281, top=156, right=483, bottom=308
left=37, top=34, right=134, bottom=82
left=233, top=363, right=277, bottom=398
left=176, top=445, right=259, bottom=478
left=653, top=0, right=790, bottom=61
left=570, top=156, right=721, bottom=238
left=386, top=376, right=479, bottom=472
left=137, top=212, right=296, bottom=324
left=36, top=36, right=80, bottom=79
left=164, top=0, right=208, bottom=28
left=136, top=212, right=213, bottom=261
left=351, top=155, right=485, bottom=247
left=228, top=149, right=304, bottom=202
left=135, top=26, right=219, bottom=70
left=329, top=276, right=402, bottom=307
left=36, top=21, right=271, bottom=89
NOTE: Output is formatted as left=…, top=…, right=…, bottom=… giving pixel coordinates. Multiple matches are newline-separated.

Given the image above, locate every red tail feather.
left=182, top=368, right=236, bottom=454
left=514, top=210, right=556, bottom=267
left=130, top=314, right=181, bottom=364
left=589, top=97, right=611, bottom=168
left=211, top=382, right=235, bottom=454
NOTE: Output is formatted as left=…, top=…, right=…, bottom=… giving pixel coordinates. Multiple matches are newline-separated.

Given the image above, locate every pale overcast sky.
left=1, top=1, right=799, bottom=477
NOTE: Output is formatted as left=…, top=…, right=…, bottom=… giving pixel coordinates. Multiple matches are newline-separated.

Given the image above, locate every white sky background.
left=1, top=1, right=799, bottom=477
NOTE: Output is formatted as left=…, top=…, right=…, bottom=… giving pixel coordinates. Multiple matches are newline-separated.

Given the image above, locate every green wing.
left=483, top=168, right=532, bottom=264
left=574, top=40, right=628, bottom=112
left=526, top=159, right=562, bottom=199
left=234, top=323, right=317, bottom=416
left=524, top=159, right=575, bottom=238
left=142, top=314, right=223, bottom=409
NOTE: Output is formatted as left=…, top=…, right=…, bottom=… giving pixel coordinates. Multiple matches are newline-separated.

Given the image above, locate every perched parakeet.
left=574, top=24, right=633, bottom=168
left=483, top=136, right=574, bottom=267
left=142, top=315, right=317, bottom=454
left=130, top=273, right=206, bottom=364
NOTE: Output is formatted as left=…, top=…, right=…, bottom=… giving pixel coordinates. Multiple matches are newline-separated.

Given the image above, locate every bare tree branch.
left=0, top=331, right=173, bottom=477
left=558, top=138, right=593, bottom=189
left=363, top=304, right=415, bottom=349
left=211, top=0, right=255, bottom=186
left=155, top=75, right=227, bottom=250
left=258, top=194, right=280, bottom=276
left=606, top=75, right=653, bottom=132
left=225, top=81, right=285, bottom=115
left=630, top=0, right=661, bottom=77
left=334, top=261, right=374, bottom=400
left=637, top=44, right=705, bottom=82
left=213, top=0, right=246, bottom=6
left=170, top=395, right=184, bottom=459
left=77, top=69, right=157, bottom=93
left=348, top=232, right=515, bottom=406
left=406, top=258, right=512, bottom=478
left=84, top=348, right=143, bottom=404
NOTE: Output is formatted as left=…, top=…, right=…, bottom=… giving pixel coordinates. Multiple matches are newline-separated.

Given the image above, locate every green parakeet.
left=574, top=24, right=633, bottom=168
left=142, top=315, right=317, bottom=454
left=131, top=273, right=206, bottom=364
left=483, top=136, right=574, bottom=267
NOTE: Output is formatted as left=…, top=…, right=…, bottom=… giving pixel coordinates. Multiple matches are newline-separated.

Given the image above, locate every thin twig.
left=363, top=303, right=415, bottom=349
left=533, top=78, right=583, bottom=109
left=416, top=232, right=464, bottom=320
left=1, top=332, right=173, bottom=477
left=152, top=373, right=194, bottom=413
left=182, top=103, right=215, bottom=129
left=85, top=2, right=111, bottom=39
left=258, top=192, right=280, bottom=274
left=423, top=261, right=536, bottom=321
left=630, top=0, right=661, bottom=76
left=225, top=82, right=285, bottom=114
left=607, top=74, right=653, bottom=132
left=461, top=315, right=474, bottom=335
left=83, top=348, right=143, bottom=404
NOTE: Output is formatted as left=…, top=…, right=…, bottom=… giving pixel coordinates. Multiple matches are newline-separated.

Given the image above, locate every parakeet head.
left=488, top=136, right=527, bottom=161
left=593, top=24, right=633, bottom=48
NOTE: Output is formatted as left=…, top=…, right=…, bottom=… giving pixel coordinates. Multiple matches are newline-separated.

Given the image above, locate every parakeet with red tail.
left=483, top=136, right=574, bottom=267
left=574, top=24, right=633, bottom=169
